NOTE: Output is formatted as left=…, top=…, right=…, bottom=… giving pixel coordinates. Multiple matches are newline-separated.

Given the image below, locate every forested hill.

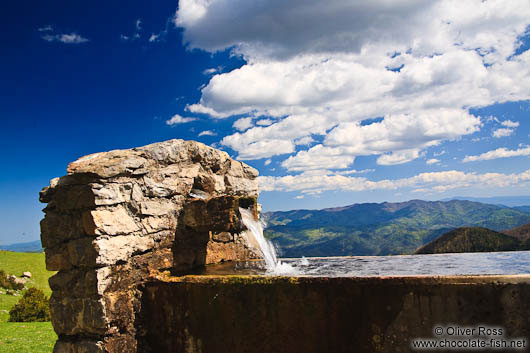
left=263, top=200, right=530, bottom=257
left=415, top=227, right=524, bottom=254
left=503, top=222, right=530, bottom=241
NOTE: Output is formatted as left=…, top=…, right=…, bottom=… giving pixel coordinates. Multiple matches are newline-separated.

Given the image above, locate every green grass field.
left=0, top=251, right=56, bottom=352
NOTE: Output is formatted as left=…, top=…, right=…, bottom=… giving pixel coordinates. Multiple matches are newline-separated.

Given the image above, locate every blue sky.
left=1, top=0, right=529, bottom=245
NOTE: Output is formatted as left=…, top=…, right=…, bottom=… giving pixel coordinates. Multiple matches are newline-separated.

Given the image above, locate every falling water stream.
left=239, top=208, right=296, bottom=274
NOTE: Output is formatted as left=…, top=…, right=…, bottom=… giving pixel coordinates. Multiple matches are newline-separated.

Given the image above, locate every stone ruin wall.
left=39, top=139, right=261, bottom=353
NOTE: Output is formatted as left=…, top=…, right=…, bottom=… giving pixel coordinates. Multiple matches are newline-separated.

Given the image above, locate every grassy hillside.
left=264, top=200, right=530, bottom=257
left=415, top=227, right=522, bottom=254
left=0, top=251, right=56, bottom=352
left=0, top=252, right=52, bottom=295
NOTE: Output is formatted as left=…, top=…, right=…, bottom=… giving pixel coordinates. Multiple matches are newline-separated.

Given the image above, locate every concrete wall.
left=140, top=275, right=530, bottom=353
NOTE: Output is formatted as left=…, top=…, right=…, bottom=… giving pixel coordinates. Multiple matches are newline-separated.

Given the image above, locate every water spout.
left=239, top=207, right=295, bottom=274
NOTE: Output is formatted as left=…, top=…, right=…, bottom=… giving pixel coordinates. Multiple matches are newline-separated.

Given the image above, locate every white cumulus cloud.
left=233, top=117, right=253, bottom=131
left=42, top=32, right=89, bottom=44
left=426, top=158, right=440, bottom=165
left=463, top=146, right=530, bottom=162
left=282, top=145, right=355, bottom=172
left=203, top=66, right=224, bottom=75
left=166, top=114, right=197, bottom=125
left=198, top=130, right=217, bottom=136
left=501, top=120, right=520, bottom=128
left=38, top=25, right=53, bottom=32
left=492, top=128, right=515, bottom=138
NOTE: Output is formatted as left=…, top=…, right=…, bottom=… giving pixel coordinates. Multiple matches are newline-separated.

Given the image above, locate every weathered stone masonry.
left=40, top=140, right=260, bottom=353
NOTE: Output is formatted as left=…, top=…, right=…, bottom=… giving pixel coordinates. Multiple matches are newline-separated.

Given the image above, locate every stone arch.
left=40, top=140, right=260, bottom=352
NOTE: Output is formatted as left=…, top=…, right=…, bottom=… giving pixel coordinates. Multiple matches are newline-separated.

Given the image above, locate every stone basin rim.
left=154, top=273, right=530, bottom=284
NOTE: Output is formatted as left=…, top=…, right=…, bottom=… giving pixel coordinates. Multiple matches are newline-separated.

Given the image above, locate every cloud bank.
left=175, top=0, right=530, bottom=195
left=258, top=169, right=530, bottom=195
left=176, top=0, right=529, bottom=166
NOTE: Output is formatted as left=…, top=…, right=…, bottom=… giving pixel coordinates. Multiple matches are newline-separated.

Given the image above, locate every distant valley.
left=263, top=200, right=530, bottom=257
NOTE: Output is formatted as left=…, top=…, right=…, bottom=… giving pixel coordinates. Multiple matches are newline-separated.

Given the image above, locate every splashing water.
left=239, top=208, right=296, bottom=274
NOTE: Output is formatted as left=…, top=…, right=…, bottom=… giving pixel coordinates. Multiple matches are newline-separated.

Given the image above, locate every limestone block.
left=49, top=248, right=173, bottom=298
left=45, top=245, right=72, bottom=271
left=90, top=183, right=133, bottom=206
left=212, top=174, right=226, bottom=194
left=205, top=241, right=238, bottom=264
left=103, top=334, right=138, bottom=353
left=141, top=216, right=175, bottom=233
left=131, top=183, right=144, bottom=201
left=82, top=206, right=139, bottom=236
left=53, top=340, right=105, bottom=353
left=158, top=164, right=200, bottom=179
left=50, top=295, right=108, bottom=335
left=47, top=185, right=96, bottom=211
left=67, top=150, right=151, bottom=178
left=225, top=175, right=259, bottom=197
left=192, top=173, right=227, bottom=195
left=131, top=247, right=174, bottom=274
left=227, top=160, right=259, bottom=179
left=95, top=235, right=155, bottom=267
left=49, top=267, right=113, bottom=297
left=41, top=211, right=85, bottom=248
left=41, top=182, right=134, bottom=214
left=177, top=164, right=201, bottom=178
left=138, top=199, right=177, bottom=216
left=67, top=238, right=99, bottom=268
left=181, top=197, right=243, bottom=233
left=212, top=231, right=233, bottom=243
left=50, top=234, right=156, bottom=269
left=39, top=186, right=54, bottom=204
left=40, top=176, right=86, bottom=204
left=138, top=140, right=244, bottom=177
left=180, top=140, right=232, bottom=173
left=143, top=176, right=193, bottom=197
left=172, top=247, right=207, bottom=271
left=144, top=230, right=175, bottom=247
left=136, top=139, right=190, bottom=164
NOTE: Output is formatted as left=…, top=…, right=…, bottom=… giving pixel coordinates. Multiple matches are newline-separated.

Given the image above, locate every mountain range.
left=439, top=196, right=530, bottom=207
left=263, top=199, right=530, bottom=257
left=0, top=240, right=43, bottom=253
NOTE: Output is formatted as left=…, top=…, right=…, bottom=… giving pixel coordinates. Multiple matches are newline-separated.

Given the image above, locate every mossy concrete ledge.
left=139, top=274, right=530, bottom=353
